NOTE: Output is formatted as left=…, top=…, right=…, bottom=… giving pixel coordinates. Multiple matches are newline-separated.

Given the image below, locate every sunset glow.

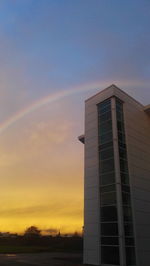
left=0, top=0, right=149, bottom=235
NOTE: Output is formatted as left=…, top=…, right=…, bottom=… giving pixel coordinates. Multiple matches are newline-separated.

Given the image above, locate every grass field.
left=0, top=245, right=55, bottom=253
left=0, top=235, right=83, bottom=254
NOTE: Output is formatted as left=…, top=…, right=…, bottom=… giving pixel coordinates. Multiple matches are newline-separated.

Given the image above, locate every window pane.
left=99, top=131, right=113, bottom=144
left=99, top=120, right=112, bottom=135
left=120, top=159, right=128, bottom=173
left=123, top=206, right=132, bottom=222
left=124, top=223, right=134, bottom=236
left=122, top=192, right=131, bottom=205
left=117, top=111, right=124, bottom=121
left=101, top=223, right=118, bottom=236
left=99, top=141, right=113, bottom=151
left=101, top=246, right=120, bottom=265
left=115, top=99, right=136, bottom=265
left=101, top=192, right=116, bottom=206
left=101, top=172, right=115, bottom=185
left=101, top=237, right=119, bottom=245
left=100, top=158, right=114, bottom=173
left=98, top=99, right=111, bottom=112
left=98, top=104, right=111, bottom=114
left=116, top=99, right=123, bottom=109
left=126, top=247, right=136, bottom=265
left=99, top=111, right=112, bottom=122
left=118, top=141, right=126, bottom=149
left=116, top=105, right=123, bottom=113
left=121, top=172, right=129, bottom=185
left=100, top=147, right=114, bottom=160
left=101, top=206, right=118, bottom=222
left=125, top=237, right=135, bottom=246
left=118, top=132, right=126, bottom=144
left=101, top=184, right=116, bottom=193
left=117, top=121, right=124, bottom=132
left=122, top=185, right=130, bottom=193
left=119, top=148, right=127, bottom=159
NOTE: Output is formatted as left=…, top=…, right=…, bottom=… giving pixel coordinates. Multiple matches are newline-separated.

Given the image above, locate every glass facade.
left=98, top=98, right=136, bottom=265
left=116, top=98, right=136, bottom=266
left=98, top=99, right=120, bottom=265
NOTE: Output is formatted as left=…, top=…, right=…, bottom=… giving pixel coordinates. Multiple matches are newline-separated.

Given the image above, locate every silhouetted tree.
left=72, top=231, right=80, bottom=238
left=24, top=226, right=41, bottom=238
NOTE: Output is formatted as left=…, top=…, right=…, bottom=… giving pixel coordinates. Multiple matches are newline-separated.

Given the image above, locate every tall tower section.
left=79, top=84, right=150, bottom=266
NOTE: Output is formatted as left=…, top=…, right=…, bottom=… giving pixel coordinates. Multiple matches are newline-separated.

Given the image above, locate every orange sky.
left=0, top=97, right=85, bottom=234
left=0, top=1, right=149, bottom=235
left=0, top=83, right=149, bottom=235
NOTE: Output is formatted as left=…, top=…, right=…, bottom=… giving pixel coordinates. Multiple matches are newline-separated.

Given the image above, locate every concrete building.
left=78, top=85, right=150, bottom=266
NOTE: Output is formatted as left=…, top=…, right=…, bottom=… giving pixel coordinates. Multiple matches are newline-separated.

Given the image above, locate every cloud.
left=42, top=228, right=58, bottom=235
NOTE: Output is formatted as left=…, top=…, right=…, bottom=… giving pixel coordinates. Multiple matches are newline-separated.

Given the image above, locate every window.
left=116, top=104, right=123, bottom=113
left=101, top=192, right=116, bottom=206
left=98, top=99, right=120, bottom=265
left=98, top=104, right=111, bottom=114
left=125, top=237, right=135, bottom=246
left=101, top=223, right=118, bottom=236
left=116, top=111, right=124, bottom=121
left=99, top=131, right=113, bottom=144
left=100, top=172, right=115, bottom=185
left=101, top=184, right=116, bottom=193
left=116, top=98, right=136, bottom=265
left=100, top=147, right=114, bottom=160
left=101, top=236, right=119, bottom=245
left=122, top=192, right=131, bottom=205
left=123, top=206, right=132, bottom=222
left=116, top=100, right=123, bottom=110
left=99, top=141, right=113, bottom=151
left=119, top=148, right=127, bottom=159
left=126, top=247, right=136, bottom=265
left=124, top=223, right=134, bottom=236
left=101, top=206, right=118, bottom=222
left=122, top=184, right=130, bottom=193
left=99, top=111, right=112, bottom=123
left=120, top=159, right=128, bottom=173
left=98, top=99, right=111, bottom=113
left=118, top=141, right=126, bottom=149
left=99, top=120, right=112, bottom=135
left=100, top=158, right=114, bottom=173
left=118, top=132, right=126, bottom=144
left=121, top=172, right=129, bottom=185
left=101, top=246, right=120, bottom=265
left=117, top=121, right=124, bottom=132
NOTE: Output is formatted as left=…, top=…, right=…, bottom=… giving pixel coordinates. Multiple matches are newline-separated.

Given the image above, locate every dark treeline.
left=0, top=226, right=83, bottom=253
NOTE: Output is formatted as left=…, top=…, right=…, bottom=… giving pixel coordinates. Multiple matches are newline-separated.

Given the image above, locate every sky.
left=0, top=0, right=150, bottom=234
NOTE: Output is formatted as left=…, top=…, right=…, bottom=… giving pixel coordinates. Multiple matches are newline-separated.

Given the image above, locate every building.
left=78, top=85, right=150, bottom=266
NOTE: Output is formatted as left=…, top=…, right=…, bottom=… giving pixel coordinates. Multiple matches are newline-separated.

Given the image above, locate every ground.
left=0, top=253, right=83, bottom=266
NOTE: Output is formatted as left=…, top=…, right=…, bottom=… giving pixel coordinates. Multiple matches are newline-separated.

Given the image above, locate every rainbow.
left=0, top=79, right=149, bottom=135
left=0, top=82, right=100, bottom=134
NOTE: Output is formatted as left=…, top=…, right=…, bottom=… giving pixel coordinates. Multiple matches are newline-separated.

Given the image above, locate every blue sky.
left=0, top=0, right=149, bottom=233
left=0, top=0, right=149, bottom=105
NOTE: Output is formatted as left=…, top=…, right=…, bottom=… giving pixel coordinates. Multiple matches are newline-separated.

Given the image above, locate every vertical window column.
left=98, top=97, right=136, bottom=266
left=111, top=97, right=126, bottom=266
left=98, top=99, right=120, bottom=265
left=115, top=98, right=136, bottom=266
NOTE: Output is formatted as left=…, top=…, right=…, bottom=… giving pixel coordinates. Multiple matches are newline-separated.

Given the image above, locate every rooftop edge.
left=85, top=84, right=145, bottom=108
